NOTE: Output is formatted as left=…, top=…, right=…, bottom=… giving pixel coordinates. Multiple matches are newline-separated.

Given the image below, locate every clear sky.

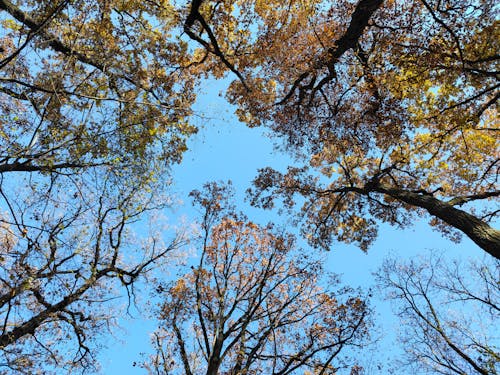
left=98, top=78, right=488, bottom=374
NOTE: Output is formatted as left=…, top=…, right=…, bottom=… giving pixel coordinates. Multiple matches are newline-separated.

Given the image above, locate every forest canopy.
left=0, top=0, right=498, bottom=373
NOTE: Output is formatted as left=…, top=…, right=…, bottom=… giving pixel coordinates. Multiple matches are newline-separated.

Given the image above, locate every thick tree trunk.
left=327, top=0, right=385, bottom=63
left=0, top=161, right=91, bottom=173
left=206, top=329, right=224, bottom=375
left=375, top=184, right=500, bottom=259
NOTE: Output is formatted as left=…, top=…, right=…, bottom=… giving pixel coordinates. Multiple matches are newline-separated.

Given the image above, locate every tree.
left=0, top=0, right=201, bottom=372
left=0, top=168, right=186, bottom=374
left=182, top=0, right=499, bottom=258
left=376, top=254, right=499, bottom=375
left=143, top=182, right=371, bottom=374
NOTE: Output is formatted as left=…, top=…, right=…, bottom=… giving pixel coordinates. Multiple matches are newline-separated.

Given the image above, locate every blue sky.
left=98, top=79, right=488, bottom=374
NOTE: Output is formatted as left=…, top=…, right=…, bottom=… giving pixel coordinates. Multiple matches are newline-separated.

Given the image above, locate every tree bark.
left=326, top=0, right=385, bottom=64
left=375, top=184, right=500, bottom=259
left=0, top=161, right=94, bottom=173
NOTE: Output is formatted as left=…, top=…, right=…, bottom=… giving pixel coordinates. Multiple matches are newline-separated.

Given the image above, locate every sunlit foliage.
left=183, top=0, right=499, bottom=257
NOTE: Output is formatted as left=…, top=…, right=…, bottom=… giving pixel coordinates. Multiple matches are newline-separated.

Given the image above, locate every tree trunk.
left=375, top=184, right=500, bottom=259
left=206, top=331, right=223, bottom=375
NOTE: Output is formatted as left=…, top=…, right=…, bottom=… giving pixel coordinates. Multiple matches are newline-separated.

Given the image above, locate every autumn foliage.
left=183, top=0, right=499, bottom=257
left=0, top=0, right=498, bottom=373
left=0, top=0, right=196, bottom=372
left=145, top=183, right=370, bottom=374
left=0, top=0, right=199, bottom=175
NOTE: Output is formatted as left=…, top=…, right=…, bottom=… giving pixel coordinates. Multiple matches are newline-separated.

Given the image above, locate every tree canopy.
left=0, top=0, right=199, bottom=175
left=0, top=170, right=185, bottom=373
left=377, top=253, right=499, bottom=374
left=183, top=0, right=499, bottom=258
left=145, top=182, right=370, bottom=375
left=0, top=0, right=198, bottom=371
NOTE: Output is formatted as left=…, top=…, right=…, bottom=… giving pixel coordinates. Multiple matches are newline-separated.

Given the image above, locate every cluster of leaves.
left=0, top=0, right=200, bottom=175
